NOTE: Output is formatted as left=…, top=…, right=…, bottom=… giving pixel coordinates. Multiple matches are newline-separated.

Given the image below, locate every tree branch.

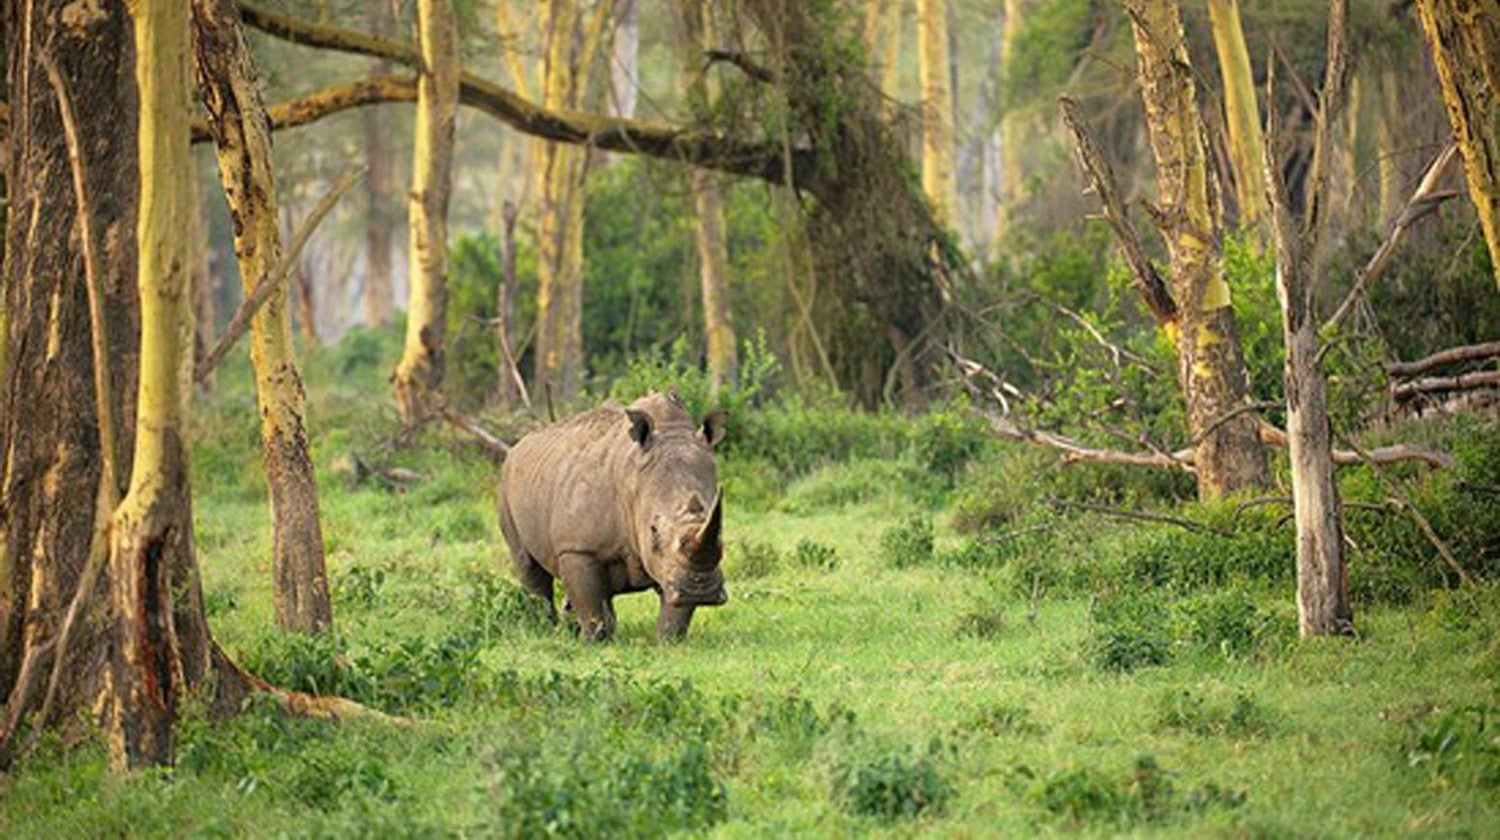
left=195, top=167, right=363, bottom=384
left=236, top=3, right=817, bottom=192
left=1390, top=370, right=1500, bottom=402
left=1323, top=143, right=1460, bottom=333
left=1385, top=340, right=1500, bottom=378
left=704, top=49, right=776, bottom=83
left=1059, top=95, right=1179, bottom=327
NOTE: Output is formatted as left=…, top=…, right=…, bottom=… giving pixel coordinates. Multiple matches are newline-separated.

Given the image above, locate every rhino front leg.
left=656, top=600, right=696, bottom=642
left=557, top=553, right=616, bottom=642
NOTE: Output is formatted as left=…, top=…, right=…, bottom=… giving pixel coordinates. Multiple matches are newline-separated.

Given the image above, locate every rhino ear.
left=700, top=410, right=728, bottom=449
left=626, top=409, right=653, bottom=448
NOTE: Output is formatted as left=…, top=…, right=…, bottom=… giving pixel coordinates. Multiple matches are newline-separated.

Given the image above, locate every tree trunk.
left=1124, top=0, right=1268, bottom=500
left=533, top=0, right=611, bottom=403
left=994, top=0, right=1030, bottom=250
left=496, top=201, right=526, bottom=408
left=1, top=0, right=141, bottom=734
left=1264, top=0, right=1353, bottom=637
left=393, top=0, right=459, bottom=423
left=609, top=0, right=638, bottom=118
left=189, top=174, right=218, bottom=391
left=1376, top=66, right=1402, bottom=229
left=108, top=0, right=207, bottom=770
left=1415, top=0, right=1500, bottom=289
left=192, top=0, right=333, bottom=634
left=362, top=4, right=396, bottom=327
left=1205, top=0, right=1268, bottom=231
left=916, top=0, right=956, bottom=226
left=681, top=1, right=738, bottom=391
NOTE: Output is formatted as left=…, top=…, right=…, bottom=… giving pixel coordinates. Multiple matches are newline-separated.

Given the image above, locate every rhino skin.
left=497, top=391, right=728, bottom=641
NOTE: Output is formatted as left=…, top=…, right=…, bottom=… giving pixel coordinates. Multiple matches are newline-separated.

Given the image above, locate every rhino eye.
left=650, top=523, right=662, bottom=553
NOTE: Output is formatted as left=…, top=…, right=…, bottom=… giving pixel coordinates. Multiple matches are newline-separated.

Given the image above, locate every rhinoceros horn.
left=688, top=487, right=723, bottom=568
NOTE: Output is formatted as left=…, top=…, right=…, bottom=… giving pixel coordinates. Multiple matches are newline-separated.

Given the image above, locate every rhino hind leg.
left=557, top=553, right=617, bottom=642
left=514, top=555, right=558, bottom=623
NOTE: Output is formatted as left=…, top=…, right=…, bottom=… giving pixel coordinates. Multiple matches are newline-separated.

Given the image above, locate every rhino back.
left=499, top=407, right=633, bottom=565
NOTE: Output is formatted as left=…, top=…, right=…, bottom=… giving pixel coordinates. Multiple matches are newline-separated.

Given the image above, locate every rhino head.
left=625, top=398, right=729, bottom=609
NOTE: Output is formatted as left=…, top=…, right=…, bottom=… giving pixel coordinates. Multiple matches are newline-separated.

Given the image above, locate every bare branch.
left=1059, top=95, right=1178, bottom=327
left=195, top=167, right=364, bottom=384
left=433, top=398, right=511, bottom=457
left=235, top=4, right=818, bottom=193
left=1391, top=370, right=1500, bottom=402
left=1051, top=499, right=1232, bottom=536
left=1324, top=143, right=1460, bottom=333
left=704, top=49, right=776, bottom=83
left=1384, top=340, right=1500, bottom=378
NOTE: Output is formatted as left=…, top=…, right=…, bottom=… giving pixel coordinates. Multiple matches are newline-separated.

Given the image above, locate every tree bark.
left=994, top=0, right=1030, bottom=250
left=1205, top=0, right=1268, bottom=231
left=916, top=0, right=956, bottom=226
left=681, top=1, right=738, bottom=390
left=533, top=0, right=611, bottom=403
left=609, top=0, right=638, bottom=118
left=1123, top=0, right=1268, bottom=500
left=192, top=0, right=332, bottom=634
left=1263, top=0, right=1353, bottom=637
left=1, top=0, right=140, bottom=733
left=362, top=3, right=396, bottom=328
left=108, top=0, right=205, bottom=770
left=1415, top=0, right=1500, bottom=289
left=393, top=0, right=459, bottom=423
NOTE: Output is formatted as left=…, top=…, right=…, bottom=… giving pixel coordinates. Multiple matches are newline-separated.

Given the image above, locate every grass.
left=2, top=344, right=1496, bottom=837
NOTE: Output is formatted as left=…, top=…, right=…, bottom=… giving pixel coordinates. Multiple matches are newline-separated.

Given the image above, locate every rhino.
left=497, top=391, right=728, bottom=641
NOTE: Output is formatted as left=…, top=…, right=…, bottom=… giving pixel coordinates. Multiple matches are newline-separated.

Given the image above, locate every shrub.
left=880, top=515, right=935, bottom=568
left=1016, top=755, right=1245, bottom=826
left=1400, top=704, right=1500, bottom=790
left=727, top=538, right=780, bottom=580
left=1089, top=592, right=1173, bottom=672
left=1179, top=587, right=1290, bottom=659
left=1152, top=689, right=1277, bottom=739
left=954, top=607, right=1005, bottom=641
left=968, top=702, right=1047, bottom=737
left=790, top=538, right=839, bottom=572
left=465, top=571, right=555, bottom=640
left=836, top=750, right=955, bottom=821
left=780, top=459, right=933, bottom=513
left=911, top=402, right=989, bottom=487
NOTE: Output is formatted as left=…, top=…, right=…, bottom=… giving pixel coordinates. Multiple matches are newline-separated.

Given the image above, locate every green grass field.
left=2, top=345, right=1496, bottom=838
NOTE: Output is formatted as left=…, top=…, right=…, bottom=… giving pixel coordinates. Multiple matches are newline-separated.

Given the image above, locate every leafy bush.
left=1179, top=587, right=1292, bottom=659
left=779, top=458, right=933, bottom=513
left=968, top=702, right=1048, bottom=737
left=489, top=744, right=728, bottom=838
left=836, top=750, right=955, bottom=821
left=1400, top=704, right=1500, bottom=790
left=880, top=515, right=935, bottom=568
left=719, top=456, right=783, bottom=512
left=726, top=538, right=780, bottom=580
left=790, top=538, right=839, bottom=572
left=954, top=605, right=1006, bottom=641
left=1015, top=755, right=1245, bottom=826
left=1152, top=689, right=1277, bottom=739
left=464, top=572, right=556, bottom=641
left=1089, top=592, right=1173, bottom=672
left=1119, top=509, right=1293, bottom=594
left=911, top=402, right=989, bottom=487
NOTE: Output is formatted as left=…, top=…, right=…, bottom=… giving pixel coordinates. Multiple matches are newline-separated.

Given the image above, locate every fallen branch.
left=1385, top=340, right=1500, bottom=378
left=1257, top=423, right=1456, bottom=469
left=1391, top=370, right=1500, bottom=402
left=1323, top=143, right=1460, bottom=333
left=195, top=166, right=363, bottom=384
left=434, top=399, right=511, bottom=457
left=1050, top=499, right=1232, bottom=536
left=1336, top=434, right=1475, bottom=587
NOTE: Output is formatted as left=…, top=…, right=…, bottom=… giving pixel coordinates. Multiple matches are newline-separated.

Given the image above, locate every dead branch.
left=1324, top=143, right=1460, bottom=333
left=1257, top=422, right=1456, bottom=469
left=1391, top=370, right=1500, bottom=402
left=980, top=409, right=1197, bottom=471
left=1385, top=340, right=1500, bottom=378
left=1336, top=433, right=1475, bottom=587
left=704, top=49, right=776, bottom=83
left=195, top=167, right=363, bottom=384
left=1051, top=499, right=1232, bottom=536
left=433, top=399, right=511, bottom=457
left=1059, top=95, right=1178, bottom=327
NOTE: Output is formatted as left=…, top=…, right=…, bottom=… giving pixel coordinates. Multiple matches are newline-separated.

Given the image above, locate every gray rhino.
left=497, top=392, right=728, bottom=641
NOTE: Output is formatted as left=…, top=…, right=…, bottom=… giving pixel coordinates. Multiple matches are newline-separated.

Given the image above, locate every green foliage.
left=967, top=702, right=1048, bottom=737
left=463, top=571, right=556, bottom=641
left=1152, top=689, right=1278, bottom=739
left=726, top=538, right=781, bottom=580
left=1016, top=755, right=1245, bottom=827
left=1178, top=587, right=1293, bottom=659
left=487, top=744, right=727, bottom=839
left=1118, top=510, right=1294, bottom=594
left=790, top=537, right=838, bottom=572
left=836, top=749, right=955, bottom=821
left=1400, top=704, right=1500, bottom=790
left=1089, top=592, right=1174, bottom=672
left=879, top=514, right=935, bottom=568
left=911, top=401, right=990, bottom=487
left=779, top=458, right=934, bottom=514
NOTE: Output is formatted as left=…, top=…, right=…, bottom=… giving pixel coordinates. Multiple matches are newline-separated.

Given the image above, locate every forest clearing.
left=2, top=0, right=1498, bottom=836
